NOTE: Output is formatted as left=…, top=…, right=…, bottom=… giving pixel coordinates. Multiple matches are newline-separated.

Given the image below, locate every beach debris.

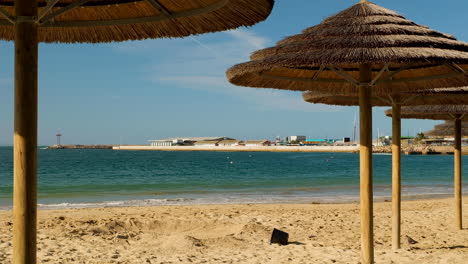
left=82, top=219, right=97, bottom=225
left=270, top=228, right=289, bottom=245
left=186, top=236, right=204, bottom=247
left=406, top=235, right=418, bottom=245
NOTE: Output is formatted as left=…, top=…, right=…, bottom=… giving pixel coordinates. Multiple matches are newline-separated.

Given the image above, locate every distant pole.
left=352, top=117, right=356, bottom=142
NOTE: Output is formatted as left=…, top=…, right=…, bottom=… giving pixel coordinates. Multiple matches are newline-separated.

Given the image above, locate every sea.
left=0, top=147, right=466, bottom=210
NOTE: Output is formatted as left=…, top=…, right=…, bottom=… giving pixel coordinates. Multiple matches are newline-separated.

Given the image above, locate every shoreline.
left=113, top=145, right=360, bottom=152
left=112, top=145, right=468, bottom=154
left=1, top=193, right=465, bottom=211
left=1, top=197, right=467, bottom=263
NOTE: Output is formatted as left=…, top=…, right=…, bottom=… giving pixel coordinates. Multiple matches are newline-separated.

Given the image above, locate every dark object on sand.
left=406, top=235, right=418, bottom=245
left=270, top=228, right=289, bottom=245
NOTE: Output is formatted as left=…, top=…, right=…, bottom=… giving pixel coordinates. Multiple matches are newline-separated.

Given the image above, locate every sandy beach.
left=0, top=197, right=467, bottom=263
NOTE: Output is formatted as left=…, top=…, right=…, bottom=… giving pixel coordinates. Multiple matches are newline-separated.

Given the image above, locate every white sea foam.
left=0, top=191, right=452, bottom=211
left=1, top=183, right=464, bottom=211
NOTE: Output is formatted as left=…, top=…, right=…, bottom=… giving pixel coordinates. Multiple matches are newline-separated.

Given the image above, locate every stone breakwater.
left=47, top=145, right=113, bottom=149
left=373, top=145, right=468, bottom=154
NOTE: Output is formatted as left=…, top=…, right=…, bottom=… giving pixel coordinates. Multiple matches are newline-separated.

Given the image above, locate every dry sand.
left=0, top=198, right=467, bottom=263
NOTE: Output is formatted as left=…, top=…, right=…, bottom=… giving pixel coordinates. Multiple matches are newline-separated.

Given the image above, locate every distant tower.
left=56, top=133, right=62, bottom=146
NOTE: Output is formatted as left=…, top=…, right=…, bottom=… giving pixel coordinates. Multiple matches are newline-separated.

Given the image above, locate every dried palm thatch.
left=434, top=120, right=468, bottom=130
left=424, top=128, right=468, bottom=137
left=303, top=90, right=387, bottom=106
left=385, top=105, right=468, bottom=120
left=0, top=0, right=274, bottom=43
left=7, top=1, right=275, bottom=262
left=226, top=1, right=468, bottom=94
left=302, top=88, right=468, bottom=107
left=298, top=83, right=468, bottom=97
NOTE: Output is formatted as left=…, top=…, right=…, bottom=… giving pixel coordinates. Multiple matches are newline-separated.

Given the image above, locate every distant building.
left=245, top=140, right=271, bottom=146
left=149, top=137, right=234, bottom=146
left=149, top=140, right=173, bottom=147
left=301, top=139, right=334, bottom=145
left=286, top=136, right=306, bottom=143
left=194, top=140, right=221, bottom=147
left=218, top=140, right=243, bottom=146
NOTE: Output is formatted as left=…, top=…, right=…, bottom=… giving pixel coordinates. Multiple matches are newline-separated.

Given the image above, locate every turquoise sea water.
left=0, top=147, right=466, bottom=209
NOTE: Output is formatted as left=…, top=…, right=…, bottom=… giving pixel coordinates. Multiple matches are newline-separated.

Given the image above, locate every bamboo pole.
left=359, top=63, right=374, bottom=264
left=454, top=117, right=462, bottom=230
left=391, top=99, right=401, bottom=250
left=13, top=0, right=38, bottom=263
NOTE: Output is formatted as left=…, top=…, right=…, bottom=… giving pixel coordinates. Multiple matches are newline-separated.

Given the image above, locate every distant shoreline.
left=112, top=145, right=360, bottom=153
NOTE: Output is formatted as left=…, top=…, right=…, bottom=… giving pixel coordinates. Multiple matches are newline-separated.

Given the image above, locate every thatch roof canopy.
left=0, top=0, right=274, bottom=43
left=434, top=120, right=468, bottom=130
left=424, top=128, right=468, bottom=137
left=385, top=105, right=468, bottom=120
left=303, top=90, right=388, bottom=106
left=302, top=88, right=468, bottom=107
left=227, top=1, right=468, bottom=94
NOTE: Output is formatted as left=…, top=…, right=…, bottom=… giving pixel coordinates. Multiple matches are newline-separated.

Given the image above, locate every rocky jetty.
left=47, top=145, right=113, bottom=149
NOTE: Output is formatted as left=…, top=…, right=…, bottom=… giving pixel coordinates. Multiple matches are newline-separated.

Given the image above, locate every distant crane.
left=56, top=133, right=62, bottom=146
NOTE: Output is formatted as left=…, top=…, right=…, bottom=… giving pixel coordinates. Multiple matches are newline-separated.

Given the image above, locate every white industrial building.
left=194, top=140, right=221, bottom=147
left=286, top=136, right=306, bottom=143
left=245, top=140, right=271, bottom=146
left=217, top=140, right=243, bottom=146
left=149, top=137, right=234, bottom=146
left=149, top=140, right=174, bottom=147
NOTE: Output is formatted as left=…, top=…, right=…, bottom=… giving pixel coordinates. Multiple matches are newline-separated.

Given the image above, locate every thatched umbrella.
left=426, top=119, right=468, bottom=137
left=434, top=120, right=468, bottom=130
left=303, top=89, right=468, bottom=250
left=226, top=1, right=468, bottom=261
left=425, top=128, right=468, bottom=137
left=0, top=1, right=274, bottom=263
left=302, top=88, right=468, bottom=107
left=386, top=105, right=468, bottom=231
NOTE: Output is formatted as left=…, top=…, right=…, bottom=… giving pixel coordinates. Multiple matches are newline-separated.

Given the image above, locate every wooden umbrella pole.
left=454, top=116, right=462, bottom=230
left=391, top=99, right=401, bottom=250
left=359, top=63, right=374, bottom=264
left=13, top=0, right=38, bottom=263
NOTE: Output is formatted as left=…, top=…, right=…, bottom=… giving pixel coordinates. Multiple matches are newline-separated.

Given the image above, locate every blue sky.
left=0, top=0, right=467, bottom=145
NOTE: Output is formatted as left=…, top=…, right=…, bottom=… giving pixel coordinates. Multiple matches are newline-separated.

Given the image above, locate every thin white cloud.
left=114, top=29, right=344, bottom=113
left=155, top=75, right=341, bottom=112
left=155, top=75, right=227, bottom=89
left=225, top=29, right=269, bottom=49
